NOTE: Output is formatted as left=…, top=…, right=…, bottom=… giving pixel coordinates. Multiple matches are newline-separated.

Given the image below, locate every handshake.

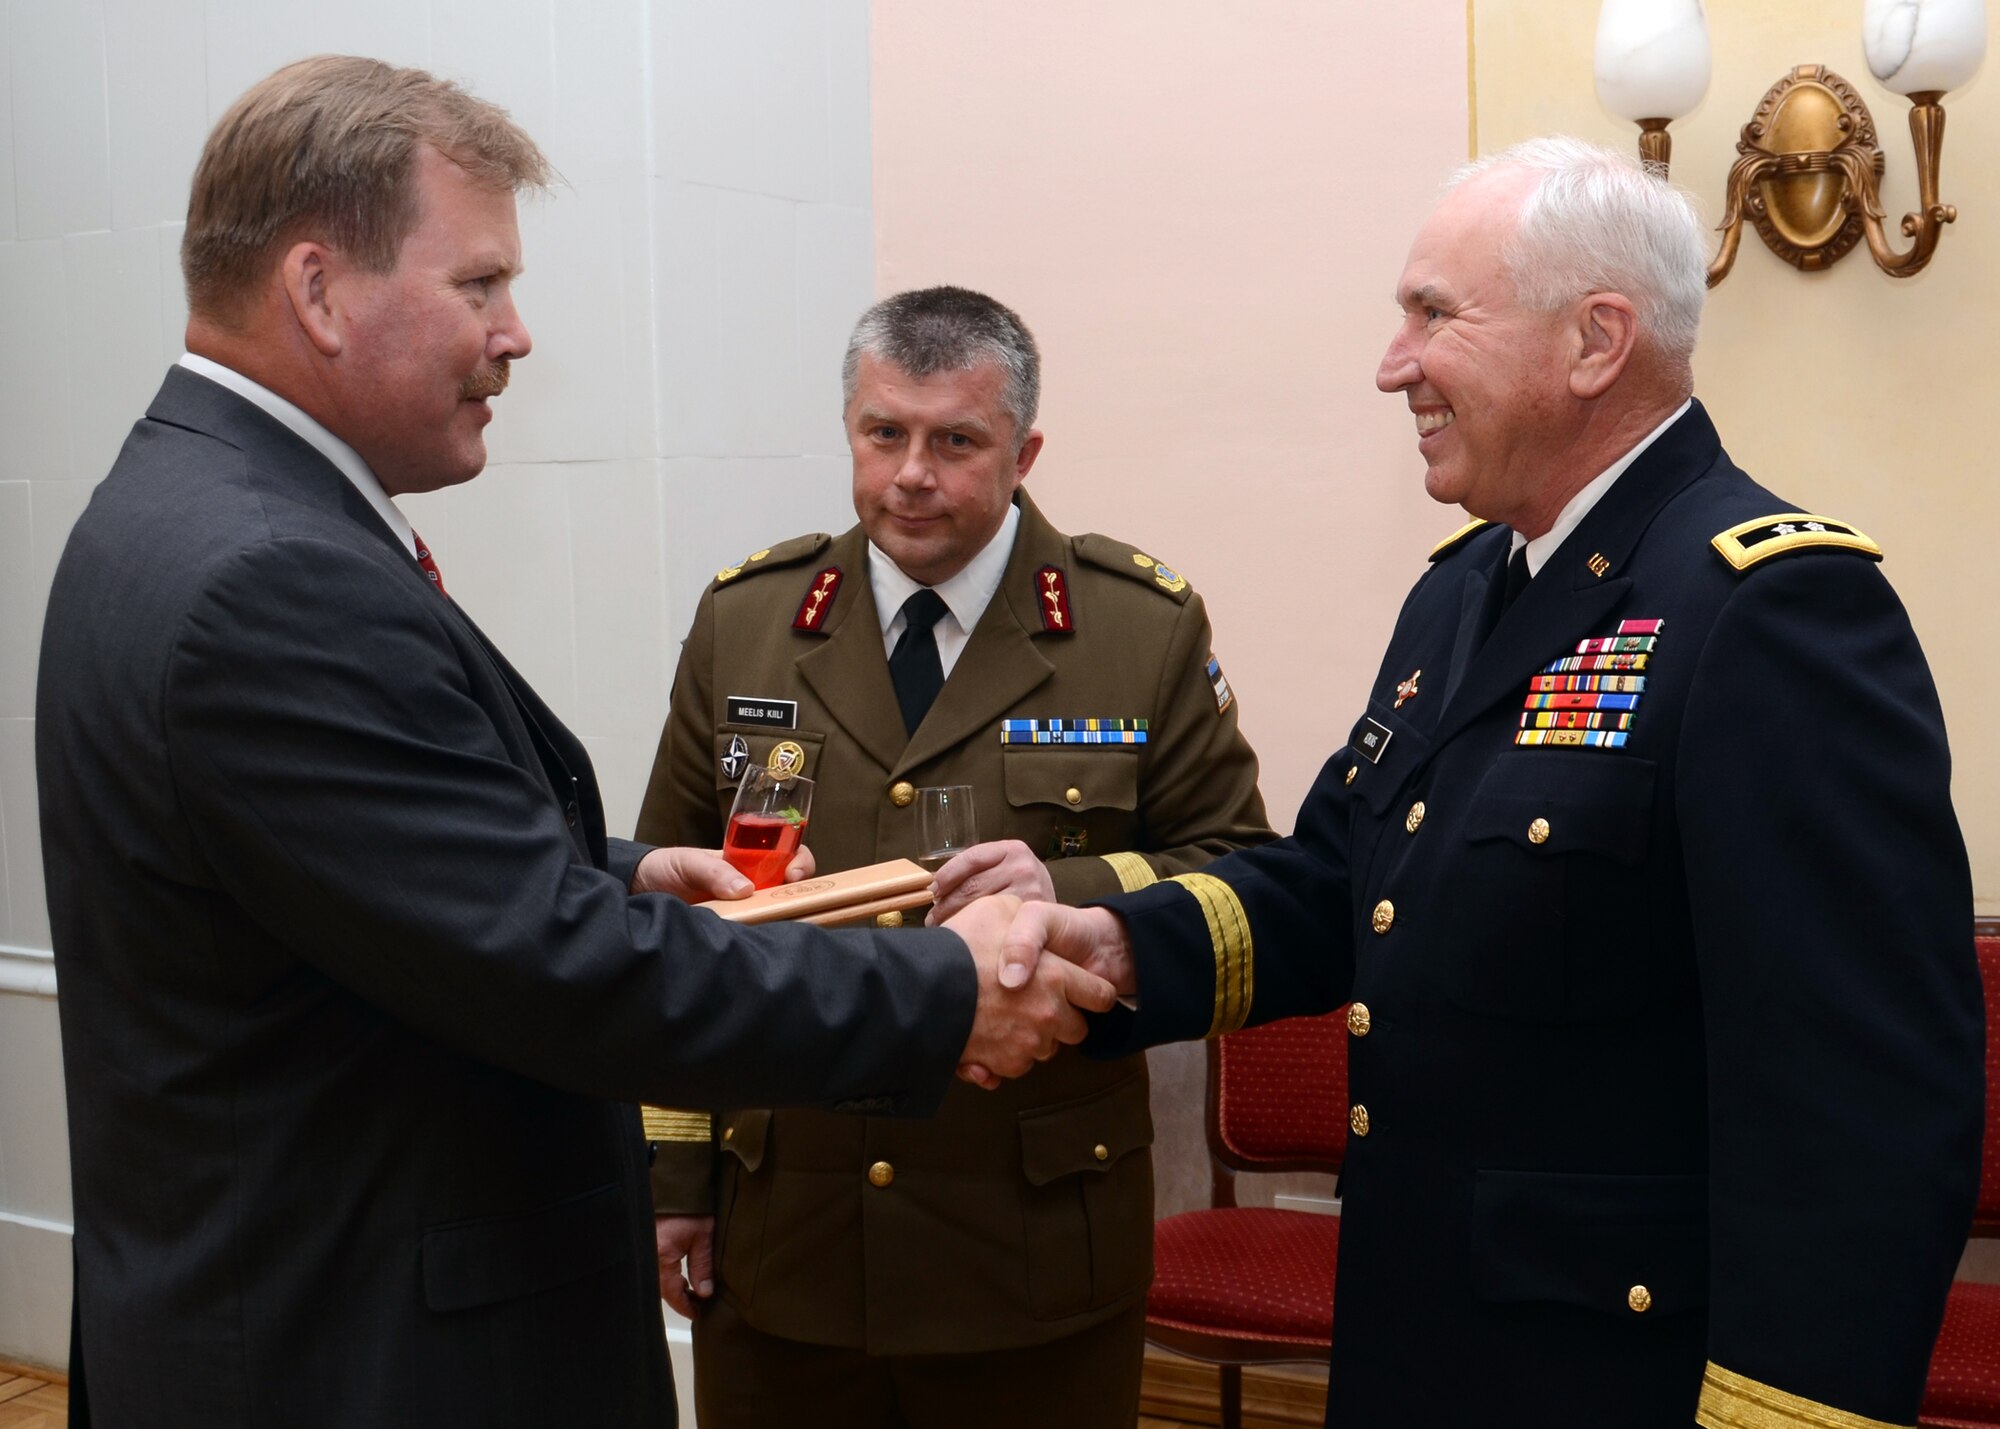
left=941, top=895, right=1140, bottom=1090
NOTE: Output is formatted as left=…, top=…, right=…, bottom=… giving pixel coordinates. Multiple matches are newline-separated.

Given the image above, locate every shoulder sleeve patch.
left=1073, top=533, right=1193, bottom=603
left=714, top=532, right=831, bottom=586
left=1429, top=518, right=1491, bottom=562
left=1711, top=514, right=1882, bottom=572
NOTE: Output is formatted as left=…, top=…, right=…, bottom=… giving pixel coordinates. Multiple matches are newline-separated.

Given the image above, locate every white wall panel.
left=8, top=0, right=110, bottom=240
left=62, top=229, right=166, bottom=484
left=105, top=0, right=207, bottom=231
left=0, top=241, right=73, bottom=484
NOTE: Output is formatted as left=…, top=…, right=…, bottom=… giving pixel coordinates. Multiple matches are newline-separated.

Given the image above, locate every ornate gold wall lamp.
left=1593, top=0, right=1988, bottom=286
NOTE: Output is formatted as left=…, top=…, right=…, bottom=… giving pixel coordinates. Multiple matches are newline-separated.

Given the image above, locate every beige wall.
left=873, top=0, right=1472, bottom=834
left=1474, top=0, right=1999, bottom=913
left=873, top=0, right=1472, bottom=1221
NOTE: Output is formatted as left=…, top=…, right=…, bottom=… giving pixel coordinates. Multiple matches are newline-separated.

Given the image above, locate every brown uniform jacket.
left=635, top=491, right=1272, bottom=1353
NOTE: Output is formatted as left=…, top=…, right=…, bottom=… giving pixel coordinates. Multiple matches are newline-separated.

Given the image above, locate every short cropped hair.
left=842, top=287, right=1041, bottom=442
left=1450, top=136, right=1707, bottom=364
left=182, top=55, right=552, bottom=322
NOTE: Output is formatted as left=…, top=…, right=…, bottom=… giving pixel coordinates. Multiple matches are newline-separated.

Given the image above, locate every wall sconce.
left=1594, top=0, right=1988, bottom=285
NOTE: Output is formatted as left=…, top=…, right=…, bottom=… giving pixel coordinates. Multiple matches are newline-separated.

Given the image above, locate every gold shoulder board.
left=1073, top=533, right=1194, bottom=602
left=1429, top=518, right=1490, bottom=562
left=715, top=532, right=832, bottom=585
left=1711, top=514, right=1882, bottom=571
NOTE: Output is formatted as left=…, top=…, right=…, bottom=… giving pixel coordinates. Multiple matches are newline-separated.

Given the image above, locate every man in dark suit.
left=34, top=56, right=1108, bottom=1429
left=635, top=287, right=1272, bottom=1428
left=1006, top=137, right=1984, bottom=1428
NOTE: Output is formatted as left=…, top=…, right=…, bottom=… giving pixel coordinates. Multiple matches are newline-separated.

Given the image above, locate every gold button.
left=875, top=910, right=904, bottom=928
left=1371, top=899, right=1395, bottom=934
left=1405, top=801, right=1425, bottom=834
left=868, top=1161, right=894, bottom=1188
left=890, top=781, right=915, bottom=807
left=1627, top=1284, right=1652, bottom=1314
left=1349, top=1104, right=1370, bottom=1137
left=722, top=1126, right=734, bottom=1142
left=1347, top=1002, right=1372, bottom=1037
left=1065, top=786, right=1082, bottom=806
left=1093, top=1144, right=1109, bottom=1162
left=1344, top=766, right=1357, bottom=786
left=1528, top=817, right=1551, bottom=845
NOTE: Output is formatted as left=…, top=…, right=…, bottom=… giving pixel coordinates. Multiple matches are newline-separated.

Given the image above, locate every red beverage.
left=723, top=812, right=805, bottom=889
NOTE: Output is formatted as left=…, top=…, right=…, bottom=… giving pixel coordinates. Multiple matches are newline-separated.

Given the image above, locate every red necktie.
left=413, top=530, right=448, bottom=597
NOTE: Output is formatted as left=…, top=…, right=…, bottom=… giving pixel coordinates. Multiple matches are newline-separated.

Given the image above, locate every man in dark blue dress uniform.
left=1002, top=137, right=1983, bottom=1429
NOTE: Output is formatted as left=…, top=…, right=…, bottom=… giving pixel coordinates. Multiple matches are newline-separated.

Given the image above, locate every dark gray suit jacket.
left=35, top=366, right=976, bottom=1428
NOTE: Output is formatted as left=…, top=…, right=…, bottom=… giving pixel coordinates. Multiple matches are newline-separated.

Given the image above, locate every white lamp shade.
left=1864, top=0, right=1988, bottom=95
left=1595, top=0, right=1713, bottom=122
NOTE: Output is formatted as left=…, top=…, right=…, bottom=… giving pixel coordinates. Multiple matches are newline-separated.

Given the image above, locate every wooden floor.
left=0, top=1362, right=1209, bottom=1429
left=0, top=1368, right=66, bottom=1429
left=2, top=1358, right=1305, bottom=1428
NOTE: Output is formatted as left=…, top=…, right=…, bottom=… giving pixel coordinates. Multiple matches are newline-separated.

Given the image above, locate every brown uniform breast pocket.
left=711, top=728, right=828, bottom=812
left=1001, top=749, right=1139, bottom=860
left=1017, top=1073, right=1156, bottom=1321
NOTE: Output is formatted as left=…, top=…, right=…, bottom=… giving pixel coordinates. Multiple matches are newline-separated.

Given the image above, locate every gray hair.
left=841, top=286, right=1040, bottom=442
left=1449, top=136, right=1707, bottom=365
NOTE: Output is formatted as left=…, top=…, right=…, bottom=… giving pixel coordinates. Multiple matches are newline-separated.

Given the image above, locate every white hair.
left=1449, top=136, right=1708, bottom=365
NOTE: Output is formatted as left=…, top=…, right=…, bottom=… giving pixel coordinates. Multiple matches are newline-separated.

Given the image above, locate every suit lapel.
left=1429, top=403, right=1722, bottom=751
left=797, top=529, right=909, bottom=773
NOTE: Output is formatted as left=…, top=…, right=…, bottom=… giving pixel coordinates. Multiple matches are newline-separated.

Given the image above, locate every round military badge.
left=767, top=740, right=807, bottom=776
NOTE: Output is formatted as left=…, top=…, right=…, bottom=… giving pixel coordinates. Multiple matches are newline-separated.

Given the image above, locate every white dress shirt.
left=869, top=501, right=1022, bottom=677
left=1513, top=399, right=1692, bottom=575
left=177, top=352, right=418, bottom=560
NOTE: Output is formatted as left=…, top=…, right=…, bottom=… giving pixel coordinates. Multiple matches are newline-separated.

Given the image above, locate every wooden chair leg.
left=1220, top=1363, right=1243, bottom=1429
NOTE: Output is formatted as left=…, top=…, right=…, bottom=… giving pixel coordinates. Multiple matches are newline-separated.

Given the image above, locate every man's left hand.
left=632, top=844, right=817, bottom=901
left=926, top=839, right=1056, bottom=924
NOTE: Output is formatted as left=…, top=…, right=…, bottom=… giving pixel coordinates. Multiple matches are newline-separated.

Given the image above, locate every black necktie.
left=889, top=589, right=950, bottom=735
left=1500, top=545, right=1532, bottom=613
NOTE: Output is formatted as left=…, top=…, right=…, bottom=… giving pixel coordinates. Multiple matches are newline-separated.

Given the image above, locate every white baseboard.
left=0, top=945, right=56, bottom=998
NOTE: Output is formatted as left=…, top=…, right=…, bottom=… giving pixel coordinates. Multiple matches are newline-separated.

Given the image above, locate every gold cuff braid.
left=641, top=1107, right=712, bottom=1143
left=1101, top=851, right=1160, bottom=893
left=1166, top=872, right=1253, bottom=1037
left=1697, top=1363, right=1911, bottom=1429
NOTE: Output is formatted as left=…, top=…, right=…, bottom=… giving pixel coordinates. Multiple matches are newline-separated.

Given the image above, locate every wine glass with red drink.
left=722, top=767, right=814, bottom=889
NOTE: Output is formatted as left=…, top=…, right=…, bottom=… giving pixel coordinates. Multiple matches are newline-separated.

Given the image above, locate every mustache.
left=459, top=362, right=511, bottom=401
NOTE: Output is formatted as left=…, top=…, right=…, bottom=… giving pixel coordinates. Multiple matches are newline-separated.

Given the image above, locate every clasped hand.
left=945, top=895, right=1139, bottom=1089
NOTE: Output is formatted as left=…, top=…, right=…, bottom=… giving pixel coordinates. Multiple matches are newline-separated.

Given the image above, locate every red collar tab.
left=1035, top=565, right=1076, bottom=634
left=793, top=566, right=844, bottom=631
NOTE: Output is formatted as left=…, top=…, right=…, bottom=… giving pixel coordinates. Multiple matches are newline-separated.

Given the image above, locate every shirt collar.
left=177, top=352, right=417, bottom=559
left=870, top=499, right=1022, bottom=636
left=1514, top=399, right=1692, bottom=575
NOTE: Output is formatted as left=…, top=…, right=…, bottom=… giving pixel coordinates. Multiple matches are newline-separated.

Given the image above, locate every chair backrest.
left=1972, top=928, right=2000, bottom=1232
left=1207, top=1008, right=1350, bottom=1199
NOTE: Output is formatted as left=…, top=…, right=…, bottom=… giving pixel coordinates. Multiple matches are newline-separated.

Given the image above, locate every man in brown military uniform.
left=635, top=286, right=1272, bottom=1427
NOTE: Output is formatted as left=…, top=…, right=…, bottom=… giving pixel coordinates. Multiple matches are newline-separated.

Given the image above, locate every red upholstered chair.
left=1147, top=1009, right=1349, bottom=1429
left=1921, top=926, right=2000, bottom=1428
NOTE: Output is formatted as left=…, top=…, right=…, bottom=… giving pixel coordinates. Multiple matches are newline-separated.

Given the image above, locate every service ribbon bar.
left=1575, top=634, right=1658, bottom=655
left=1544, top=652, right=1650, bottom=673
left=1516, top=728, right=1630, bottom=748
left=1523, top=691, right=1643, bottom=712
left=1529, top=674, right=1647, bottom=694
left=1001, top=717, right=1150, bottom=746
left=1519, top=618, right=1663, bottom=750
left=1521, top=710, right=1636, bottom=731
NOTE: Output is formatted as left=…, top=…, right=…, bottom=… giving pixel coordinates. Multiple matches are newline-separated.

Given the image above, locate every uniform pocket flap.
left=712, top=730, right=827, bottom=791
left=1349, top=704, right=1433, bottom=818
left=718, top=1109, right=771, bottom=1172
left=1470, top=1168, right=1707, bottom=1317
left=421, top=1181, right=632, bottom=1313
left=1018, top=1073, right=1155, bottom=1186
left=1002, top=749, right=1139, bottom=813
left=1464, top=752, right=1656, bottom=864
